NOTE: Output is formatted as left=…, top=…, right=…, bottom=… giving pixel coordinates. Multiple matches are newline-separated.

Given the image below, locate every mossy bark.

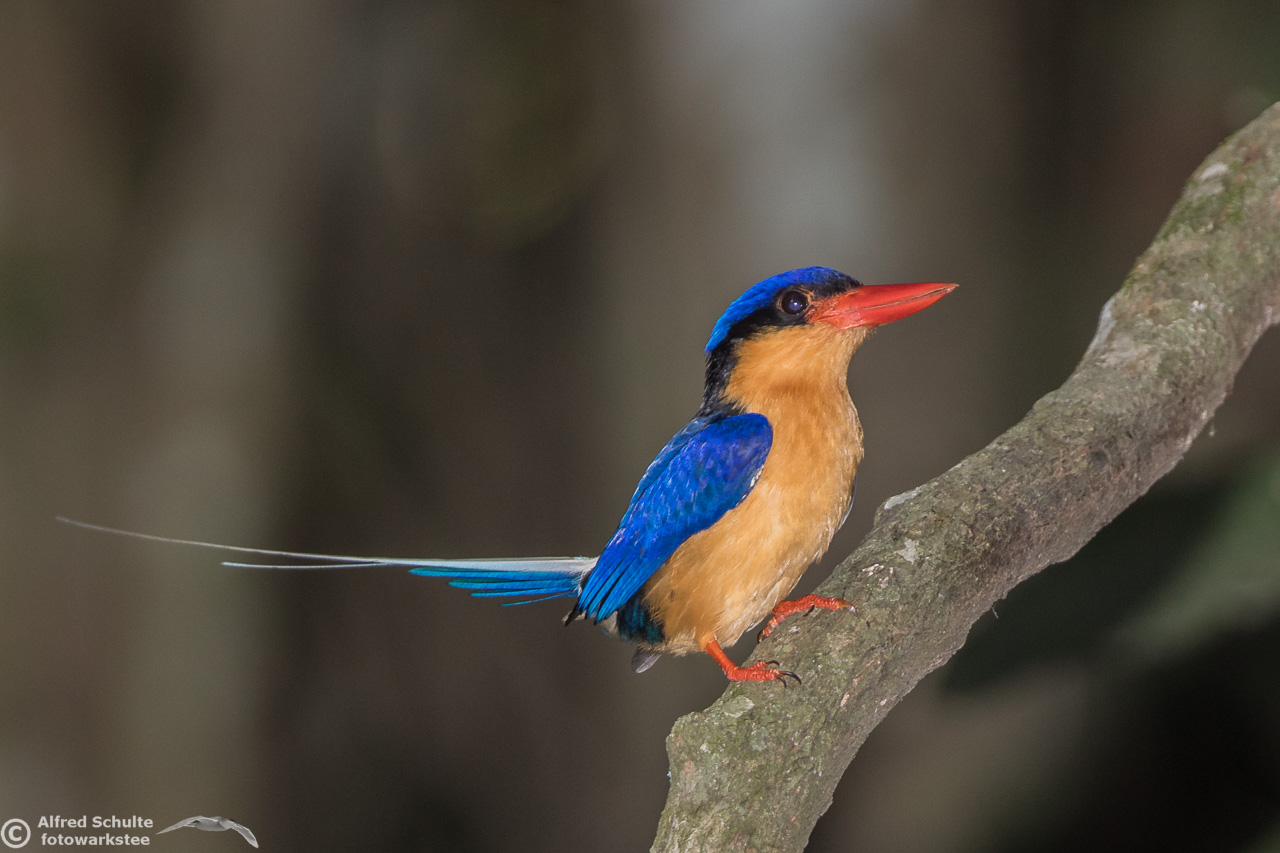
left=652, top=103, right=1280, bottom=853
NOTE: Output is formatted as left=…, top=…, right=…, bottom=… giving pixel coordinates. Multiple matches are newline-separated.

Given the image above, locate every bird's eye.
left=779, top=290, right=809, bottom=315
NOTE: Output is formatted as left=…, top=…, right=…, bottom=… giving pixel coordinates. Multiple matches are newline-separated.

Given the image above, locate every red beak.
left=810, top=282, right=956, bottom=330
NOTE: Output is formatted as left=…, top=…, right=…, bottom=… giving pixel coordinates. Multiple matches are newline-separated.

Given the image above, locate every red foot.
left=757, top=594, right=853, bottom=641
left=703, top=639, right=801, bottom=686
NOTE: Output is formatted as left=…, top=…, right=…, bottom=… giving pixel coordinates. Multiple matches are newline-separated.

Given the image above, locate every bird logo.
left=63, top=267, right=954, bottom=685
left=155, top=816, right=258, bottom=847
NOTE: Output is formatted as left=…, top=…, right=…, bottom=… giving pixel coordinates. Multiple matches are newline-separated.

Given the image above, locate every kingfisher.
left=64, top=267, right=954, bottom=685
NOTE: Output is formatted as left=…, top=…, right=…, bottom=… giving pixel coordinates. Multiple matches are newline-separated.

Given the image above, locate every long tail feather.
left=59, top=517, right=440, bottom=567
left=59, top=516, right=595, bottom=606
left=221, top=561, right=386, bottom=570
left=409, top=559, right=595, bottom=604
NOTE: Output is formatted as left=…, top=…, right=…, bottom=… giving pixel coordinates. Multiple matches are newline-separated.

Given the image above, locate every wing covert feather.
left=575, top=413, right=772, bottom=621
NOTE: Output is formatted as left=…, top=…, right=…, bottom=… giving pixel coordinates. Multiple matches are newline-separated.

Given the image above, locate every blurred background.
left=3, top=2, right=1279, bottom=851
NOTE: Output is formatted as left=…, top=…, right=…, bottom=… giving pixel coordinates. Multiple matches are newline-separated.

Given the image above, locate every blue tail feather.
left=409, top=557, right=595, bottom=605
left=447, top=581, right=573, bottom=592
left=54, top=517, right=596, bottom=608
left=466, top=587, right=576, bottom=598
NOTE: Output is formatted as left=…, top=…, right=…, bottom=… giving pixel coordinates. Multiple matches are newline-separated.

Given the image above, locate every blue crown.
left=705, top=267, right=850, bottom=352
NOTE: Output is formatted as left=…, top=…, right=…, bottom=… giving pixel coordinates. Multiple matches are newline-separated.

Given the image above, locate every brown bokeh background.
left=3, top=3, right=1280, bottom=851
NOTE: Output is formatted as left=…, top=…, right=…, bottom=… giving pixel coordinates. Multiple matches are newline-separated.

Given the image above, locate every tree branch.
left=651, top=104, right=1280, bottom=853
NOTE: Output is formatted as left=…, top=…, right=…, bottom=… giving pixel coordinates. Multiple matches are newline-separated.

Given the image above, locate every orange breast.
left=640, top=325, right=865, bottom=654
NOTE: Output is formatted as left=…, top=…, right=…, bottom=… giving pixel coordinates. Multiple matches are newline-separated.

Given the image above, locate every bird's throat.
left=720, top=324, right=865, bottom=415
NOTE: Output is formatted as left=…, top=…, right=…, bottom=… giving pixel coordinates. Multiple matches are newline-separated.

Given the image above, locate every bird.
left=156, top=816, right=258, bottom=847
left=62, top=267, right=954, bottom=685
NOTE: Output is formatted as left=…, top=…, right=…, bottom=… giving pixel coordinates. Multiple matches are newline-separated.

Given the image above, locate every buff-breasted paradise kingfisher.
left=63, top=267, right=954, bottom=685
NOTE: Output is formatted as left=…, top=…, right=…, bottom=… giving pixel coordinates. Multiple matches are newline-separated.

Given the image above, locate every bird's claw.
left=758, top=595, right=853, bottom=641
left=727, top=659, right=802, bottom=686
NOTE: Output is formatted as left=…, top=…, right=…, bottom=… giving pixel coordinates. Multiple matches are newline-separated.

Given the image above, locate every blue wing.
left=573, top=412, right=773, bottom=622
